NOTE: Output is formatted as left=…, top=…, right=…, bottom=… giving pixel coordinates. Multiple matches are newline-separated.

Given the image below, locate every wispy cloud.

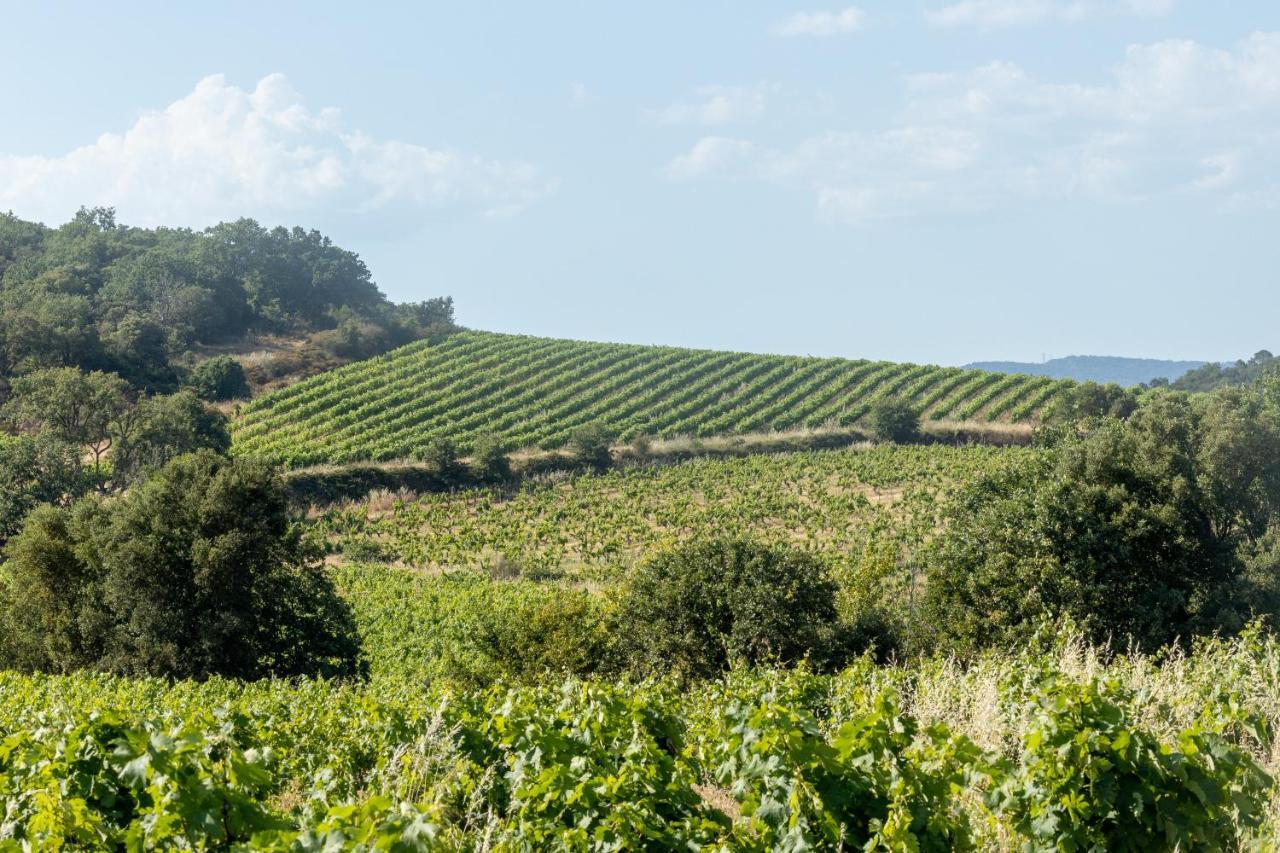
left=655, top=84, right=776, bottom=126
left=0, top=73, right=555, bottom=228
left=925, top=0, right=1173, bottom=30
left=774, top=7, right=865, bottom=37
left=665, top=33, right=1280, bottom=221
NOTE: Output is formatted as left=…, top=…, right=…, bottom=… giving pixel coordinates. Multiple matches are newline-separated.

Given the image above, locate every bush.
left=0, top=451, right=363, bottom=679
left=618, top=539, right=845, bottom=680
left=413, top=437, right=463, bottom=482
left=469, top=432, right=511, bottom=482
left=924, top=388, right=1280, bottom=654
left=567, top=422, right=614, bottom=470
left=870, top=398, right=921, bottom=443
left=188, top=355, right=250, bottom=401
left=471, top=589, right=613, bottom=679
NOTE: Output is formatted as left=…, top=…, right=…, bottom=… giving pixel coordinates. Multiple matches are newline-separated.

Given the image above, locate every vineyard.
left=2, top=607, right=1277, bottom=848
left=316, top=444, right=1022, bottom=579
left=232, top=331, right=1074, bottom=465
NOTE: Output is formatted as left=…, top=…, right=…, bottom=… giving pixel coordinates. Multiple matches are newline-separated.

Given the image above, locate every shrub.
left=870, top=397, right=921, bottom=443
left=618, top=539, right=844, bottom=679
left=469, top=432, right=511, bottom=482
left=413, top=436, right=463, bottom=482
left=567, top=422, right=614, bottom=470
left=0, top=451, right=363, bottom=679
left=188, top=355, right=250, bottom=401
left=471, top=589, right=613, bottom=679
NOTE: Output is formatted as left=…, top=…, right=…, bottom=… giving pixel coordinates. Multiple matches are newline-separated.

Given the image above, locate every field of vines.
left=4, top=613, right=1279, bottom=849
left=232, top=331, right=1073, bottom=466
left=315, top=444, right=1023, bottom=578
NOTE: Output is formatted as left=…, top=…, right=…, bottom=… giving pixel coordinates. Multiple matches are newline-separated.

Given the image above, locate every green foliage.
left=232, top=331, right=1073, bottom=466
left=470, top=588, right=614, bottom=680
left=110, top=390, right=232, bottom=484
left=0, top=609, right=1276, bottom=847
left=0, top=433, right=93, bottom=545
left=188, top=355, right=250, bottom=401
left=468, top=432, right=511, bottom=482
left=991, top=673, right=1271, bottom=850
left=3, top=366, right=130, bottom=471
left=331, top=564, right=612, bottom=687
left=566, top=421, right=614, bottom=470
left=1174, top=349, right=1277, bottom=393
left=707, top=687, right=983, bottom=850
left=412, top=436, right=463, bottom=482
left=0, top=710, right=285, bottom=848
left=0, top=452, right=362, bottom=679
left=1048, top=380, right=1139, bottom=423
left=0, top=209, right=453, bottom=389
left=618, top=539, right=845, bottom=679
left=473, top=682, right=726, bottom=848
left=925, top=386, right=1280, bottom=654
left=870, top=397, right=921, bottom=443
left=316, top=443, right=996, bottom=579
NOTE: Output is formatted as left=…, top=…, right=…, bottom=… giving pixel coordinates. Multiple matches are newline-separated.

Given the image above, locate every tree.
left=110, top=391, right=232, bottom=484
left=188, top=356, right=250, bottom=401
left=617, top=539, right=844, bottom=680
left=414, top=436, right=463, bottom=482
left=0, top=452, right=364, bottom=679
left=1048, top=382, right=1139, bottom=423
left=870, top=398, right=921, bottom=443
left=469, top=433, right=511, bottom=482
left=567, top=422, right=614, bottom=470
left=3, top=367, right=131, bottom=474
left=0, top=433, right=92, bottom=546
left=923, top=388, right=1280, bottom=654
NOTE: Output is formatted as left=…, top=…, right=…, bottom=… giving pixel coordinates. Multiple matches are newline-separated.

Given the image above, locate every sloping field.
left=233, top=331, right=1072, bottom=465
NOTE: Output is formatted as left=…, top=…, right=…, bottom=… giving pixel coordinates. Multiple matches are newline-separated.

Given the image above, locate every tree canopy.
left=924, top=384, right=1280, bottom=654
left=0, top=451, right=363, bottom=679
left=0, top=208, right=454, bottom=391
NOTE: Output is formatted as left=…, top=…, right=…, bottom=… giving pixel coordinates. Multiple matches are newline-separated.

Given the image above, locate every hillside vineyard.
left=233, top=331, right=1072, bottom=465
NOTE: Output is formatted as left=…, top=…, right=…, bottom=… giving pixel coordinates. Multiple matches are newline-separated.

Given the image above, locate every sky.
left=1, top=1, right=1278, bottom=366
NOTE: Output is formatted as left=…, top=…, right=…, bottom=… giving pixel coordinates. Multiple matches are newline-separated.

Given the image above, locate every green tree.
left=414, top=436, right=463, bottom=482
left=1048, top=381, right=1139, bottom=423
left=0, top=433, right=91, bottom=546
left=870, top=397, right=921, bottom=443
left=567, top=422, right=614, bottom=470
left=110, top=391, right=231, bottom=484
left=618, top=539, right=844, bottom=680
left=3, top=367, right=131, bottom=474
left=924, top=388, right=1280, bottom=654
left=469, top=432, right=512, bottom=482
left=188, top=355, right=250, bottom=401
left=0, top=452, right=363, bottom=679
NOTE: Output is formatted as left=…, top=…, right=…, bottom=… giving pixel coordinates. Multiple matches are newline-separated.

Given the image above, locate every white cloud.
left=775, top=7, right=865, bottom=37
left=664, top=33, right=1280, bottom=221
left=663, top=137, right=760, bottom=179
left=0, top=73, right=554, bottom=228
left=925, top=0, right=1173, bottom=29
left=656, top=84, right=775, bottom=126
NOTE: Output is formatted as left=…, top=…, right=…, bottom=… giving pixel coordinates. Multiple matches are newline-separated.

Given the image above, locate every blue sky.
left=2, top=1, right=1278, bottom=365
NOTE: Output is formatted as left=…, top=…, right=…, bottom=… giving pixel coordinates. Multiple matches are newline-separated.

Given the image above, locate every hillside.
left=965, top=354, right=1207, bottom=386
left=232, top=330, right=1074, bottom=465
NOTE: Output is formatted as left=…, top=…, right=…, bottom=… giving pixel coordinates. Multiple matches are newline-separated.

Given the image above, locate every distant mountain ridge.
left=964, top=355, right=1208, bottom=387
